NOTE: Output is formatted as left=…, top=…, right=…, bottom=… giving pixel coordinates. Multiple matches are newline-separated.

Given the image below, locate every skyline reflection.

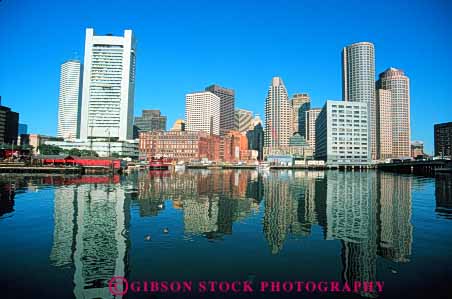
left=0, top=170, right=449, bottom=298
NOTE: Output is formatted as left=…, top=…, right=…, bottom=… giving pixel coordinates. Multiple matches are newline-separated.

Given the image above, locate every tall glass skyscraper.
left=264, top=77, right=292, bottom=148
left=57, top=60, right=82, bottom=139
left=79, top=28, right=136, bottom=141
left=342, top=42, right=376, bottom=160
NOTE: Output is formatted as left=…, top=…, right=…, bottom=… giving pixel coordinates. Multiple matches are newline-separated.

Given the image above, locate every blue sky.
left=0, top=0, right=451, bottom=153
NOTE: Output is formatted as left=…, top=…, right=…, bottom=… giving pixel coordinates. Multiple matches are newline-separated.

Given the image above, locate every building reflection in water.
left=435, top=174, right=452, bottom=219
left=377, top=172, right=413, bottom=263
left=137, top=170, right=261, bottom=238
left=39, top=169, right=421, bottom=298
left=0, top=182, right=16, bottom=217
left=49, top=177, right=130, bottom=299
left=324, top=171, right=378, bottom=298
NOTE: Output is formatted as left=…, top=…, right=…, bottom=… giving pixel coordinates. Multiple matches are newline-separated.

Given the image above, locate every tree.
left=38, top=144, right=64, bottom=155
left=79, top=149, right=99, bottom=157
left=67, top=148, right=81, bottom=156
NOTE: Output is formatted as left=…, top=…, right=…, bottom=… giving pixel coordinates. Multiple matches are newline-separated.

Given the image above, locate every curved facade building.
left=377, top=68, right=411, bottom=158
left=57, top=60, right=82, bottom=139
left=342, top=42, right=376, bottom=160
left=264, top=77, right=292, bottom=148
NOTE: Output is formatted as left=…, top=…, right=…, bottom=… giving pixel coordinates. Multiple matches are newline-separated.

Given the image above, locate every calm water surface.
left=0, top=170, right=451, bottom=299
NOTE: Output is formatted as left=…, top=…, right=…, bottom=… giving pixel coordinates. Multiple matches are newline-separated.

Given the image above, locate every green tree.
left=79, top=149, right=99, bottom=157
left=38, top=144, right=64, bottom=155
left=67, top=148, right=82, bottom=156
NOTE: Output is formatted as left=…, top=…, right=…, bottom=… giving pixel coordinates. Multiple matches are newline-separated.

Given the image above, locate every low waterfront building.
left=44, top=139, right=139, bottom=158
left=263, top=133, right=313, bottom=161
left=434, top=122, right=452, bottom=158
left=139, top=131, right=219, bottom=162
left=315, top=100, right=370, bottom=166
left=411, top=141, right=425, bottom=158
left=222, top=130, right=249, bottom=162
left=266, top=155, right=294, bottom=166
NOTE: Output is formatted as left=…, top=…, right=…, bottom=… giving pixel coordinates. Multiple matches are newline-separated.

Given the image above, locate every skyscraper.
left=377, top=68, right=411, bottom=158
left=434, top=122, right=452, bottom=158
left=205, top=84, right=235, bottom=136
left=291, top=93, right=310, bottom=136
left=376, top=89, right=393, bottom=159
left=185, top=91, right=220, bottom=135
left=57, top=60, right=82, bottom=139
left=80, top=28, right=136, bottom=141
left=234, top=109, right=253, bottom=133
left=342, top=42, right=376, bottom=160
left=264, top=77, right=292, bottom=148
left=0, top=103, right=19, bottom=144
left=134, top=110, right=166, bottom=132
left=246, top=122, right=264, bottom=161
left=305, top=108, right=321, bottom=151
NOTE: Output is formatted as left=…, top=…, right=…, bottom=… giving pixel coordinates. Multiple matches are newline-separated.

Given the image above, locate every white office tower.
left=57, top=60, right=82, bottom=139
left=264, top=77, right=292, bottom=148
left=342, top=42, right=376, bottom=160
left=315, top=100, right=370, bottom=166
left=80, top=28, right=136, bottom=141
left=185, top=91, right=220, bottom=135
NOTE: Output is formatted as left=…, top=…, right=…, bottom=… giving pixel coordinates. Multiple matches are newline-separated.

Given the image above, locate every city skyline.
left=1, top=0, right=451, bottom=153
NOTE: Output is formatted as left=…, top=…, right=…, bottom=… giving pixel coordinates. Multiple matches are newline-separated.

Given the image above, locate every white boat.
left=175, top=161, right=186, bottom=171
left=257, top=162, right=270, bottom=172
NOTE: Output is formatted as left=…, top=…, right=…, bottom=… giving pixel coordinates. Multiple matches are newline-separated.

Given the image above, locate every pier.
left=377, top=159, right=452, bottom=176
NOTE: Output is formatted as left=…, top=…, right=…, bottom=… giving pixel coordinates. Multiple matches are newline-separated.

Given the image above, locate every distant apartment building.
left=0, top=101, right=19, bottom=144
left=410, top=141, right=424, bottom=158
left=79, top=28, right=136, bottom=141
left=377, top=68, right=411, bottom=158
left=234, top=109, right=253, bottom=133
left=305, top=108, right=321, bottom=151
left=291, top=93, right=310, bottom=136
left=434, top=122, right=452, bottom=158
left=205, top=84, right=235, bottom=136
left=376, top=89, right=393, bottom=160
left=342, top=42, right=376, bottom=160
left=315, top=101, right=370, bottom=166
left=57, top=60, right=82, bottom=139
left=185, top=91, right=220, bottom=135
left=139, top=131, right=220, bottom=161
left=134, top=110, right=166, bottom=133
left=264, top=77, right=292, bottom=148
left=171, top=119, right=186, bottom=131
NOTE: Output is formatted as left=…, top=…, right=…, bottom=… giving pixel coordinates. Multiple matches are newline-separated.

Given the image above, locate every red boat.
left=149, top=157, right=173, bottom=170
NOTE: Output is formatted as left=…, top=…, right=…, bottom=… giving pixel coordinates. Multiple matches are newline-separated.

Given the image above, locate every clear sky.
left=1, top=0, right=451, bottom=153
